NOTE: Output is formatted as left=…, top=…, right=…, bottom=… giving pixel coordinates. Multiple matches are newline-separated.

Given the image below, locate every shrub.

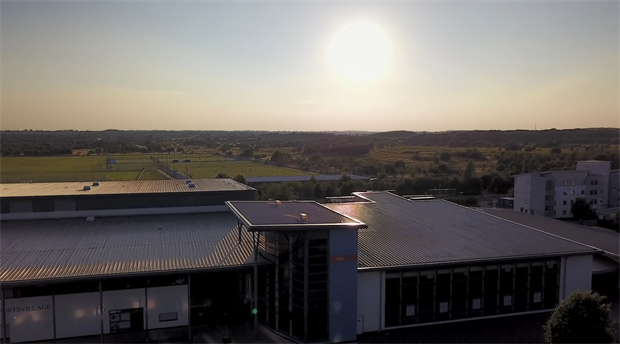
left=543, top=290, right=615, bottom=343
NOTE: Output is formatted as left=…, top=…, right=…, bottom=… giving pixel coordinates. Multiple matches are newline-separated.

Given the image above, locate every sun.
left=329, top=22, right=391, bottom=83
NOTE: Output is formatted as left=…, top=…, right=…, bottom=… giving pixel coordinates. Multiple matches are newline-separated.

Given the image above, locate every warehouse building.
left=0, top=183, right=602, bottom=343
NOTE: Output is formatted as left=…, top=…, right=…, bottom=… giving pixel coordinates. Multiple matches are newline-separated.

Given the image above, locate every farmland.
left=0, top=153, right=314, bottom=183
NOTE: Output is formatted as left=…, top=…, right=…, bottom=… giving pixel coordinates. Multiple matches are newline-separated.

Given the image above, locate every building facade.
left=513, top=161, right=619, bottom=218
left=0, top=183, right=603, bottom=343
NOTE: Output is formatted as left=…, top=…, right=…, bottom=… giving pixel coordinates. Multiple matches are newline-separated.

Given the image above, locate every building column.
left=1, top=288, right=6, bottom=344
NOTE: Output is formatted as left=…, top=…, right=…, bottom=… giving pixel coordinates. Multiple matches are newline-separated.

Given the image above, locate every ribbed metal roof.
left=0, top=178, right=255, bottom=198
left=325, top=192, right=600, bottom=269
left=0, top=212, right=256, bottom=284
left=482, top=208, right=619, bottom=256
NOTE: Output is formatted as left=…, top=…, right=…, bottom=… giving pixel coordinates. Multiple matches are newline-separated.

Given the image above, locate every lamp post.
left=20, top=160, right=24, bottom=182
left=74, top=164, right=78, bottom=182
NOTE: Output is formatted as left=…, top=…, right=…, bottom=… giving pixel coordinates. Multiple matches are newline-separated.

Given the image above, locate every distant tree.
left=340, top=183, right=352, bottom=196
left=571, top=198, right=593, bottom=220
left=394, top=160, right=406, bottom=169
left=215, top=173, right=230, bottom=178
left=614, top=211, right=620, bottom=232
left=324, top=185, right=334, bottom=198
left=463, top=161, right=475, bottom=180
left=313, top=183, right=323, bottom=199
left=232, top=174, right=246, bottom=184
left=439, top=152, right=452, bottom=161
left=384, top=164, right=396, bottom=175
left=551, top=147, right=562, bottom=154
left=239, top=148, right=254, bottom=158
left=543, top=290, right=615, bottom=343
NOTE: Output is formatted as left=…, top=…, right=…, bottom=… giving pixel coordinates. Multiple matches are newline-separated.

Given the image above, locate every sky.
left=1, top=0, right=618, bottom=132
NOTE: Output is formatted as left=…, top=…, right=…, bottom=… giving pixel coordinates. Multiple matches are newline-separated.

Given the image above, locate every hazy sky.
left=2, top=1, right=618, bottom=131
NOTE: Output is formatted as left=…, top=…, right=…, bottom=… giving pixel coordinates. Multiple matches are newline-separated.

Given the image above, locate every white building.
left=514, top=161, right=619, bottom=218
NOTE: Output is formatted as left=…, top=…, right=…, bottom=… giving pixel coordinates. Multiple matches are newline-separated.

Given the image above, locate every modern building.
left=0, top=182, right=605, bottom=343
left=513, top=161, right=619, bottom=218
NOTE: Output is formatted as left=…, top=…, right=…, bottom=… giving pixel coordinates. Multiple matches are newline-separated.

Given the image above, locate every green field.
left=139, top=170, right=168, bottom=180
left=0, top=154, right=313, bottom=183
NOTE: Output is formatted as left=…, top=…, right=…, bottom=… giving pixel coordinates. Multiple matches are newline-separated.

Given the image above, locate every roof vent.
left=92, top=181, right=99, bottom=186
left=299, top=213, right=309, bottom=221
left=188, top=183, right=196, bottom=187
left=83, top=186, right=91, bottom=191
left=86, top=216, right=95, bottom=222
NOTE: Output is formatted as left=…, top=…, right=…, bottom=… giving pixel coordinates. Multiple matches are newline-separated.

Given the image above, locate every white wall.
left=147, top=285, right=188, bottom=329
left=1, top=295, right=53, bottom=343
left=562, top=255, right=593, bottom=300
left=102, top=289, right=145, bottom=334
left=357, top=271, right=381, bottom=333
left=55, top=292, right=101, bottom=339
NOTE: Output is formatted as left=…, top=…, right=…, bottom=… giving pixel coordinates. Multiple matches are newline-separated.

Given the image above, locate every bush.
left=543, top=290, right=615, bottom=343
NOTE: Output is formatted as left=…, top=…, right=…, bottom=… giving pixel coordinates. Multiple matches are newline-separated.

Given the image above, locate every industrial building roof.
left=326, top=192, right=600, bottom=270
left=0, top=178, right=255, bottom=198
left=0, top=212, right=256, bottom=284
left=482, top=208, right=619, bottom=257
left=227, top=200, right=365, bottom=231
left=245, top=174, right=369, bottom=183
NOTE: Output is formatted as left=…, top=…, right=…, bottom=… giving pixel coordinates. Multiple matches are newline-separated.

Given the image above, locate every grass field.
left=139, top=170, right=168, bottom=180
left=0, top=153, right=312, bottom=183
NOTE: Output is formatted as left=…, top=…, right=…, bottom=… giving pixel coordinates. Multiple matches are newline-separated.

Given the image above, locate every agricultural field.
left=0, top=153, right=313, bottom=183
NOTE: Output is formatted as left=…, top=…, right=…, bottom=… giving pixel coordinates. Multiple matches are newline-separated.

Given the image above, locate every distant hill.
left=370, top=128, right=619, bottom=146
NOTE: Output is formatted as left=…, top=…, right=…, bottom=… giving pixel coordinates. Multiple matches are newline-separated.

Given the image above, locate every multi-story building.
left=513, top=161, right=618, bottom=218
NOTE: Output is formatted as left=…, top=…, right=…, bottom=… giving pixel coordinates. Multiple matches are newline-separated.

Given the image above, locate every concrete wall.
left=147, top=285, right=189, bottom=329
left=102, top=289, right=146, bottom=334
left=608, top=170, right=619, bottom=208
left=513, top=174, right=547, bottom=216
left=329, top=227, right=358, bottom=343
left=55, top=292, right=101, bottom=339
left=562, top=255, right=593, bottom=299
left=357, top=271, right=381, bottom=333
left=1, top=295, right=53, bottom=343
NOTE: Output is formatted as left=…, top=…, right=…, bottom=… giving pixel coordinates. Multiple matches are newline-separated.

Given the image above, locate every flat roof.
left=326, top=192, right=600, bottom=270
left=226, top=200, right=366, bottom=231
left=0, top=178, right=255, bottom=198
left=482, top=208, right=619, bottom=257
left=0, top=212, right=257, bottom=284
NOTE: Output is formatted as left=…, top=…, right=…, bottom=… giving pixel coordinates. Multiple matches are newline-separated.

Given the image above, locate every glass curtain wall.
left=385, top=259, right=560, bottom=328
left=264, top=231, right=329, bottom=342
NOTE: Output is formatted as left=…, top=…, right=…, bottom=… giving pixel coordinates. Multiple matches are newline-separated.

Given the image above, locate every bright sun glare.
left=329, top=22, right=391, bottom=83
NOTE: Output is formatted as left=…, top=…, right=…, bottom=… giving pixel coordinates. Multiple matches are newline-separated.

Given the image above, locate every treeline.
left=374, top=128, right=619, bottom=146
left=252, top=170, right=513, bottom=201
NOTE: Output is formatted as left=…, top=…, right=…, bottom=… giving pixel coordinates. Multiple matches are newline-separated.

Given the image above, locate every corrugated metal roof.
left=0, top=212, right=256, bottom=284
left=482, top=208, right=619, bottom=256
left=245, top=174, right=369, bottom=183
left=0, top=178, right=255, bottom=198
left=325, top=192, right=600, bottom=269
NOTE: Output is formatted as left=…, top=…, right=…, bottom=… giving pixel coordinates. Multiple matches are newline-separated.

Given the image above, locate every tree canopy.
left=543, top=290, right=615, bottom=343
left=571, top=198, right=594, bottom=221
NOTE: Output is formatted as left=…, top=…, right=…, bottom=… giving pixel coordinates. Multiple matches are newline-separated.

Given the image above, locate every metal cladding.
left=326, top=192, right=601, bottom=269
left=482, top=207, right=619, bottom=256
left=0, top=178, right=255, bottom=198
left=0, top=213, right=256, bottom=284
